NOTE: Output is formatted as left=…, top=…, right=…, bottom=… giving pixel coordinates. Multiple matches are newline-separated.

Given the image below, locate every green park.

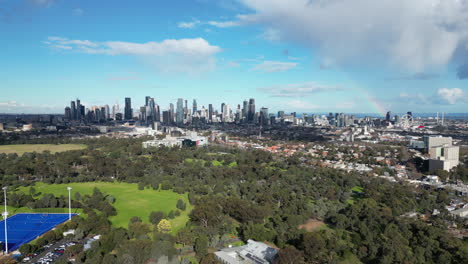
left=14, top=182, right=191, bottom=233
left=0, top=144, right=87, bottom=156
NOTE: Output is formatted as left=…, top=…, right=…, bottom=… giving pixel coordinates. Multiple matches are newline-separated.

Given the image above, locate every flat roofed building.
left=214, top=239, right=278, bottom=264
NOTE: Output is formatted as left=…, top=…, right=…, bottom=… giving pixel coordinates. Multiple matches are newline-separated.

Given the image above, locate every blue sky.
left=0, top=0, right=467, bottom=114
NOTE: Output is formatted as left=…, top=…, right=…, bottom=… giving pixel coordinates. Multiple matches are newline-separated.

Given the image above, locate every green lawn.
left=185, top=158, right=238, bottom=167
left=17, top=182, right=191, bottom=233
left=0, top=144, right=87, bottom=156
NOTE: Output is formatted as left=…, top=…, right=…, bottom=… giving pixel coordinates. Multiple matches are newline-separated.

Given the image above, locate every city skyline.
left=1, top=0, right=468, bottom=114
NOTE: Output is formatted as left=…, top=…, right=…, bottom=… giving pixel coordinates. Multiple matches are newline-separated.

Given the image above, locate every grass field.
left=185, top=158, right=238, bottom=167
left=17, top=182, right=192, bottom=233
left=0, top=144, right=87, bottom=156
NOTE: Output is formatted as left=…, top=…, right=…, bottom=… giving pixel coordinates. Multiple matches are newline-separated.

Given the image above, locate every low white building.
left=142, top=132, right=208, bottom=148
left=214, top=239, right=278, bottom=264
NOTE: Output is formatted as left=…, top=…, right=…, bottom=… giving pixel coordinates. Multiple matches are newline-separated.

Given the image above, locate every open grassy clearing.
left=17, top=182, right=191, bottom=233
left=0, top=144, right=87, bottom=156
left=185, top=158, right=237, bottom=167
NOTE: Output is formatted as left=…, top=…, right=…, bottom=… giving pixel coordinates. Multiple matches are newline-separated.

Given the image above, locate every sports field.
left=18, top=182, right=192, bottom=233
left=0, top=213, right=76, bottom=251
left=0, top=144, right=87, bottom=156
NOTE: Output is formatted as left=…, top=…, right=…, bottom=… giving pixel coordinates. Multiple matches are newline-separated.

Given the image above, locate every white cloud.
left=258, top=81, right=343, bottom=97
left=436, top=88, right=465, bottom=104
left=178, top=20, right=200, bottom=28
left=260, top=28, right=281, bottom=41
left=392, top=88, right=466, bottom=105
left=252, top=60, right=297, bottom=72
left=45, top=37, right=222, bottom=74
left=236, top=0, right=468, bottom=72
left=0, top=101, right=22, bottom=107
left=206, top=20, right=241, bottom=28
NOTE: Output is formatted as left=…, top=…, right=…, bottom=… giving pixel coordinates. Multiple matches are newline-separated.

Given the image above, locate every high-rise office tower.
left=112, top=104, right=119, bottom=120
left=100, top=107, right=106, bottom=122
left=76, top=99, right=82, bottom=120
left=140, top=106, right=146, bottom=122
left=124, top=97, right=133, bottom=120
left=248, top=98, right=255, bottom=122
left=169, top=103, right=174, bottom=123
left=162, top=110, right=170, bottom=124
left=278, top=111, right=285, bottom=118
left=192, top=99, right=197, bottom=114
left=105, top=105, right=110, bottom=120
left=70, top=101, right=76, bottom=120
left=176, top=98, right=184, bottom=124
left=242, top=100, right=248, bottom=118
left=208, top=104, right=213, bottom=121
left=221, top=103, right=225, bottom=114
left=260, top=107, right=269, bottom=125
left=386, top=111, right=391, bottom=122
left=65, top=107, right=71, bottom=120
left=155, top=104, right=160, bottom=122
left=145, top=96, right=151, bottom=106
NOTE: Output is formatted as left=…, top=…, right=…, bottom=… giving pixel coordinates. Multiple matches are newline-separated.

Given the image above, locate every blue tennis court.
left=0, top=213, right=76, bottom=251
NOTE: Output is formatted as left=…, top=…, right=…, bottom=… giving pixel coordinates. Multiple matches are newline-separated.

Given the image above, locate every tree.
left=195, top=235, right=209, bottom=258
left=157, top=219, right=171, bottom=233
left=275, top=246, right=305, bottom=264
left=200, top=253, right=218, bottom=264
left=176, top=199, right=186, bottom=211
left=149, top=211, right=165, bottom=225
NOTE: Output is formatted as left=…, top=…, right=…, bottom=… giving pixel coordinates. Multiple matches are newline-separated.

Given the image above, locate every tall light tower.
left=67, top=187, right=72, bottom=221
left=2, top=187, right=8, bottom=255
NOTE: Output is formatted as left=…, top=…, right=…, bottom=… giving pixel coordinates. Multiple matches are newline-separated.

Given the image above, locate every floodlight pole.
left=2, top=187, right=8, bottom=255
left=67, top=187, right=72, bottom=221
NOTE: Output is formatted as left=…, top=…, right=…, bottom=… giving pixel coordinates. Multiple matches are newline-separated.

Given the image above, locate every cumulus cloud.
left=436, top=88, right=465, bottom=104
left=258, top=82, right=343, bottom=97
left=44, top=36, right=222, bottom=74
left=394, top=88, right=466, bottom=105
left=235, top=0, right=468, bottom=72
left=252, top=61, right=297, bottom=72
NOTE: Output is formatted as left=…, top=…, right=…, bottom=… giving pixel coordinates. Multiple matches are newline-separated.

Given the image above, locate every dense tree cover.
left=0, top=137, right=466, bottom=263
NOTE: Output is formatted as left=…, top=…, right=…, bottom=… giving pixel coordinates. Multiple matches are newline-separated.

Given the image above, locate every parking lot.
left=23, top=241, right=78, bottom=264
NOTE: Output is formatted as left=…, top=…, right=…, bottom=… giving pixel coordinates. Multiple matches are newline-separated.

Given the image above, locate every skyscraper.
left=64, top=107, right=71, bottom=120
left=124, top=97, right=133, bottom=120
left=386, top=111, right=391, bottom=122
left=76, top=99, right=81, bottom=120
left=112, top=104, right=119, bottom=120
left=169, top=103, right=174, bottom=123
left=248, top=98, right=255, bottom=122
left=176, top=98, right=184, bottom=124
left=145, top=96, right=151, bottom=106
left=105, top=105, right=110, bottom=120
left=242, top=100, right=248, bottom=119
left=208, top=104, right=213, bottom=121
left=192, top=99, right=197, bottom=114
left=260, top=107, right=269, bottom=125
left=70, top=101, right=76, bottom=120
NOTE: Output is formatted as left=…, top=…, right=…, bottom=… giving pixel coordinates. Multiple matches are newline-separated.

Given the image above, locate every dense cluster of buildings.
left=62, top=97, right=438, bottom=130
